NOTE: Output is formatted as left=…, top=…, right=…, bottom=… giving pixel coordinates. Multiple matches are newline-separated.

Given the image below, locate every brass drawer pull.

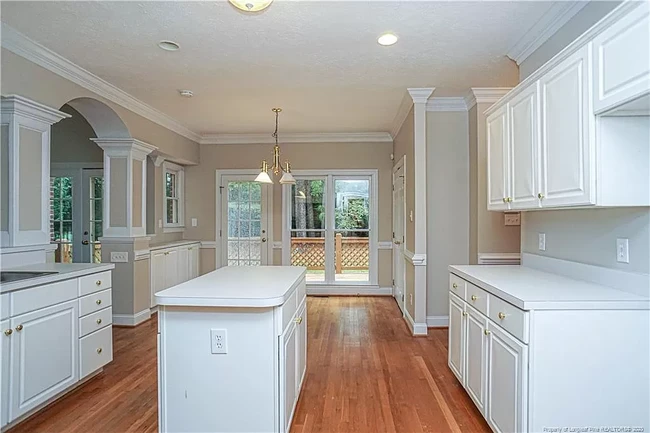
left=498, top=312, right=506, bottom=320
left=96, top=299, right=102, bottom=305
left=96, top=280, right=102, bottom=286
left=96, top=318, right=103, bottom=325
left=452, top=283, right=458, bottom=289
left=471, top=295, right=477, bottom=301
left=462, top=312, right=468, bottom=317
left=4, top=329, right=12, bottom=336
left=15, top=325, right=23, bottom=332
left=96, top=348, right=103, bottom=354
left=484, top=329, right=491, bottom=336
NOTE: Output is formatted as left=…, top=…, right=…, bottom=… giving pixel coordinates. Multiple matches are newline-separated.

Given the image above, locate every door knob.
left=82, top=240, right=89, bottom=245
left=261, top=238, right=267, bottom=243
left=394, top=240, right=402, bottom=245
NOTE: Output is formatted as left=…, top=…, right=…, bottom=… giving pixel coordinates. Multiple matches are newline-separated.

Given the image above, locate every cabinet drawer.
left=79, top=307, right=112, bottom=338
left=79, top=325, right=113, bottom=379
left=464, top=283, right=489, bottom=316
left=278, top=289, right=297, bottom=334
left=11, top=279, right=77, bottom=316
left=79, top=289, right=112, bottom=317
left=488, top=295, right=529, bottom=343
left=1, top=293, right=9, bottom=320
left=79, top=271, right=112, bottom=296
left=449, top=274, right=466, bottom=299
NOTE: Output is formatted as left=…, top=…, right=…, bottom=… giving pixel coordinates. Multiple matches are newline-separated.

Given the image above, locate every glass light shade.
left=280, top=171, right=296, bottom=185
left=228, top=0, right=273, bottom=12
left=255, top=170, right=273, bottom=184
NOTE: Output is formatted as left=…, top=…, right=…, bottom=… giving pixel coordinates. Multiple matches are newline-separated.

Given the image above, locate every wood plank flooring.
left=8, top=297, right=489, bottom=433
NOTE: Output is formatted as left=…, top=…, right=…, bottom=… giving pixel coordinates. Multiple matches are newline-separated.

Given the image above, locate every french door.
left=286, top=173, right=376, bottom=286
left=220, top=175, right=271, bottom=267
left=81, top=169, right=104, bottom=263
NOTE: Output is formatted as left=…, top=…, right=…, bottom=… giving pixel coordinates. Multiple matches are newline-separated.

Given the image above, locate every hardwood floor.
left=8, top=297, right=489, bottom=433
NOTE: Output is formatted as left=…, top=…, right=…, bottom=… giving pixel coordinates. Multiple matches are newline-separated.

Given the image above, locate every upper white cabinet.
left=486, top=1, right=650, bottom=211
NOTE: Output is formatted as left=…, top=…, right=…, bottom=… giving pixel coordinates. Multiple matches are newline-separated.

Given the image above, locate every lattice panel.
left=339, top=239, right=369, bottom=270
left=291, top=237, right=368, bottom=271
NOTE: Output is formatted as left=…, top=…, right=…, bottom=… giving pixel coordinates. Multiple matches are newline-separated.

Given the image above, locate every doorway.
left=392, top=158, right=406, bottom=314
left=218, top=173, right=273, bottom=267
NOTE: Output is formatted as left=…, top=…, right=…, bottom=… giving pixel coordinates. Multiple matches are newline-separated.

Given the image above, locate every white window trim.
left=162, top=161, right=185, bottom=232
left=282, top=169, right=379, bottom=287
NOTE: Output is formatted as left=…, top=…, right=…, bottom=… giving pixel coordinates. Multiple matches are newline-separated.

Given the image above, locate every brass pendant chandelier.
left=255, top=108, right=296, bottom=185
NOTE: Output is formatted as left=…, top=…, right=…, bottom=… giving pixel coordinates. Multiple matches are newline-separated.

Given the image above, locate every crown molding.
left=426, top=97, right=468, bottom=112
left=465, top=88, right=513, bottom=110
left=507, top=1, right=588, bottom=65
left=200, top=132, right=393, bottom=145
left=407, top=88, right=435, bottom=104
left=0, top=24, right=202, bottom=143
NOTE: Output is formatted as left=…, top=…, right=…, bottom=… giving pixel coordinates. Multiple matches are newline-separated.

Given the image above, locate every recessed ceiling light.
left=377, top=33, right=398, bottom=46
left=179, top=90, right=194, bottom=98
left=229, top=0, right=273, bottom=12
left=158, top=40, right=180, bottom=51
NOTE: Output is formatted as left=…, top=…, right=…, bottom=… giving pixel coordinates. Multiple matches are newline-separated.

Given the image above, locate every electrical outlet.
left=191, top=218, right=198, bottom=227
left=210, top=329, right=228, bottom=354
left=504, top=213, right=520, bottom=226
left=110, top=252, right=128, bottom=263
left=616, top=238, right=630, bottom=263
left=538, top=233, right=546, bottom=251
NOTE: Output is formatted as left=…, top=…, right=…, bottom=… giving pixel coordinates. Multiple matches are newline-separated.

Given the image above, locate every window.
left=284, top=171, right=377, bottom=286
left=163, top=161, right=185, bottom=231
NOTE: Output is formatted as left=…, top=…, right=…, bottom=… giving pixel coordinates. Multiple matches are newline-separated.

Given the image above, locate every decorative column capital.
left=91, top=138, right=157, bottom=159
left=1, top=95, right=70, bottom=125
left=465, top=88, right=512, bottom=110
left=407, top=88, right=435, bottom=104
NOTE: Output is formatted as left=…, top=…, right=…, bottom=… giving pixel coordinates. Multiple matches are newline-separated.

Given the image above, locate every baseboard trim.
left=404, top=309, right=428, bottom=336
left=426, top=315, right=449, bottom=328
left=307, top=286, right=392, bottom=296
left=113, top=309, right=151, bottom=327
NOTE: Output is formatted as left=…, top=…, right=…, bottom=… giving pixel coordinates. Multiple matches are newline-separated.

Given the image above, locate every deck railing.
left=291, top=234, right=369, bottom=273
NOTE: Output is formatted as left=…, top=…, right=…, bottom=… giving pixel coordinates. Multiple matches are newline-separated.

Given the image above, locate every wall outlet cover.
left=504, top=213, right=521, bottom=226
left=110, top=252, right=128, bottom=263
left=210, top=329, right=228, bottom=354
left=191, top=218, right=198, bottom=227
left=616, top=238, right=630, bottom=263
left=538, top=233, right=546, bottom=251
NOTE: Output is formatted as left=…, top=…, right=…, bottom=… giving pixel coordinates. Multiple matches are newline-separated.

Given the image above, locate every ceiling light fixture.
left=255, top=108, right=295, bottom=185
left=158, top=40, right=180, bottom=51
left=229, top=0, right=273, bottom=12
left=377, top=33, right=398, bottom=46
left=179, top=90, right=194, bottom=98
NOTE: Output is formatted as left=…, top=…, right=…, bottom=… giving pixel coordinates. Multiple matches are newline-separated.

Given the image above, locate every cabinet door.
left=465, top=307, right=488, bottom=416
left=1, top=319, right=10, bottom=427
left=177, top=247, right=189, bottom=284
left=189, top=246, right=200, bottom=279
left=448, top=294, right=466, bottom=384
left=509, top=84, right=540, bottom=209
left=487, top=325, right=528, bottom=433
left=150, top=251, right=166, bottom=307
left=487, top=105, right=510, bottom=210
left=279, top=322, right=297, bottom=433
left=296, top=301, right=307, bottom=391
left=539, top=45, right=594, bottom=208
left=10, top=300, right=78, bottom=420
left=164, top=249, right=179, bottom=288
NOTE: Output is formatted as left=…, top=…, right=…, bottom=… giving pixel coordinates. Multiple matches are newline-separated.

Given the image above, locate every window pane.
left=291, top=179, right=325, bottom=231
left=61, top=199, right=72, bottom=220
left=250, top=202, right=261, bottom=220
left=335, top=179, right=369, bottom=231
left=290, top=231, right=325, bottom=283
left=166, top=198, right=177, bottom=224
left=334, top=231, right=369, bottom=282
left=92, top=177, right=103, bottom=199
left=61, top=177, right=73, bottom=197
left=62, top=221, right=73, bottom=242
left=239, top=201, right=250, bottom=220
left=250, top=183, right=261, bottom=201
left=166, top=172, right=176, bottom=198
left=239, top=182, right=250, bottom=201
left=93, top=199, right=102, bottom=221
left=93, top=221, right=103, bottom=241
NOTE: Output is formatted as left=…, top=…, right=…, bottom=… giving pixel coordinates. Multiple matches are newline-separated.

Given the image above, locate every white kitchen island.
left=156, top=266, right=307, bottom=433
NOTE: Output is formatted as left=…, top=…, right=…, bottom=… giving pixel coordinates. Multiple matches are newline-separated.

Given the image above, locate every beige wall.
left=109, top=158, right=128, bottom=227
left=51, top=105, right=102, bottom=163
left=468, top=105, right=478, bottom=265
left=1, top=49, right=199, bottom=164
left=474, top=102, right=521, bottom=256
left=200, top=248, right=216, bottom=275
left=18, top=127, right=42, bottom=230
left=426, top=111, right=470, bottom=317
left=184, top=140, right=394, bottom=287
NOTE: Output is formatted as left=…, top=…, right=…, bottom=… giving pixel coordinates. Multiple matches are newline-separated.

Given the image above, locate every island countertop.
left=449, top=264, right=650, bottom=310
left=1, top=262, right=115, bottom=294
left=155, top=265, right=307, bottom=308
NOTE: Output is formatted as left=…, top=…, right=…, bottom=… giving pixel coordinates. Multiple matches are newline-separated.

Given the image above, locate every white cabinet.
left=10, top=300, right=79, bottom=420
left=296, top=301, right=307, bottom=390
left=1, top=320, right=10, bottom=428
left=177, top=247, right=189, bottom=284
left=280, top=321, right=297, bottom=433
left=465, top=306, right=488, bottom=416
left=150, top=250, right=166, bottom=308
left=486, top=324, right=528, bottom=433
left=447, top=294, right=465, bottom=383
left=592, top=1, right=650, bottom=114
left=486, top=105, right=509, bottom=211
left=150, top=243, right=201, bottom=308
left=189, top=245, right=200, bottom=279
left=164, top=249, right=179, bottom=289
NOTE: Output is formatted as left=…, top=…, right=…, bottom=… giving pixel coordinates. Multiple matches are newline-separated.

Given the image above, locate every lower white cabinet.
left=447, top=295, right=465, bottom=383
left=150, top=242, right=201, bottom=308
left=280, top=319, right=298, bottom=433
left=465, top=306, right=488, bottom=416
left=1, top=319, right=10, bottom=428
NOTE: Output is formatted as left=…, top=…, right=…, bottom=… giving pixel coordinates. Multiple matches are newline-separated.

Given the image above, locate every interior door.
left=81, top=169, right=104, bottom=263
left=221, top=176, right=271, bottom=267
left=392, top=161, right=406, bottom=314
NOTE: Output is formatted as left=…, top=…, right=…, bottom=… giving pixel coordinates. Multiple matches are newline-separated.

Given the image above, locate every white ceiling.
left=1, top=1, right=558, bottom=136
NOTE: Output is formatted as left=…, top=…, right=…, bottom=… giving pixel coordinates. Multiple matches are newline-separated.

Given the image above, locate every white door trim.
left=392, top=156, right=406, bottom=315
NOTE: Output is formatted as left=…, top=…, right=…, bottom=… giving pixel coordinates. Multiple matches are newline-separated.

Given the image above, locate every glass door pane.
left=224, top=180, right=267, bottom=266
left=82, top=169, right=104, bottom=263
left=50, top=176, right=74, bottom=263
left=334, top=178, right=370, bottom=283
left=289, top=179, right=326, bottom=283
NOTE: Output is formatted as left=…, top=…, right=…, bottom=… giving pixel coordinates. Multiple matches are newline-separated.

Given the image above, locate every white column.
left=407, top=88, right=434, bottom=332
left=0, top=95, right=70, bottom=247
left=92, top=138, right=157, bottom=238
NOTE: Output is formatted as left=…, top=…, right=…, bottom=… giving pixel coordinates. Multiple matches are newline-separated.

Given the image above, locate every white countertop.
left=1, top=262, right=115, bottom=294
left=148, top=240, right=201, bottom=251
left=156, top=266, right=307, bottom=308
left=449, top=265, right=650, bottom=310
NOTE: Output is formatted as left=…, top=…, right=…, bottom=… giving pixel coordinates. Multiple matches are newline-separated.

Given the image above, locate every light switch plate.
left=158, top=219, right=162, bottom=228
left=504, top=213, right=521, bottom=226
left=110, top=252, right=128, bottom=263
left=191, top=218, right=198, bottom=227
left=538, top=233, right=546, bottom=251
left=616, top=238, right=630, bottom=263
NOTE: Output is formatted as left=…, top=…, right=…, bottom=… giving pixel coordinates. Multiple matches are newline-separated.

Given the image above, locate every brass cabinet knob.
left=471, top=295, right=478, bottom=301
left=15, top=325, right=23, bottom=332
left=484, top=329, right=491, bottom=336
left=507, top=197, right=513, bottom=203
left=538, top=193, right=545, bottom=200
left=452, top=283, right=458, bottom=289
left=294, top=317, right=303, bottom=325
left=498, top=312, right=506, bottom=320
left=4, top=329, right=12, bottom=336
left=502, top=198, right=507, bottom=203
left=96, top=348, right=102, bottom=354
left=96, top=299, right=102, bottom=305
left=96, top=318, right=102, bottom=325
left=96, top=280, right=102, bottom=286
left=462, top=312, right=468, bottom=317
